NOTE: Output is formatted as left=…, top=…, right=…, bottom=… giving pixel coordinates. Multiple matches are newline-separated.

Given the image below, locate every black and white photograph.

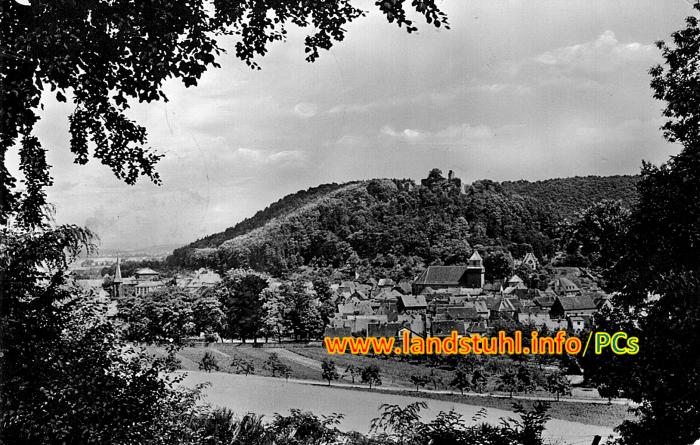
left=1, top=1, right=699, bottom=444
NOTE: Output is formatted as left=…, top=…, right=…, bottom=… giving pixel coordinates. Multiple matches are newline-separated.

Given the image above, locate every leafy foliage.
left=208, top=269, right=270, bottom=342
left=581, top=7, right=700, bottom=444
left=321, top=359, right=339, bottom=386
left=544, top=371, right=571, bottom=402
left=360, top=364, right=382, bottom=389
left=1, top=1, right=448, bottom=227
left=199, top=351, right=221, bottom=372
left=0, top=224, right=206, bottom=444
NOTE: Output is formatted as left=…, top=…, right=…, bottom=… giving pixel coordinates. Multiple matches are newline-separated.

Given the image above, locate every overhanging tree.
left=583, top=6, right=700, bottom=444
left=1, top=0, right=448, bottom=227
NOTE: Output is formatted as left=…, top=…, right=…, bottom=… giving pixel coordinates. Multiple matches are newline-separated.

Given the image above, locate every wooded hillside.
left=167, top=170, right=639, bottom=277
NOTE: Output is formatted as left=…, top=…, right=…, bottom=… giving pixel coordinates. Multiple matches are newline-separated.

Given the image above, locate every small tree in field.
left=597, top=381, right=622, bottom=405
left=361, top=364, right=382, bottom=389
left=546, top=372, right=571, bottom=402
left=199, top=352, right=220, bottom=372
left=263, top=352, right=283, bottom=377
left=410, top=373, right=430, bottom=392
left=497, top=369, right=518, bottom=398
left=344, top=364, right=361, bottom=384
left=230, top=356, right=255, bottom=375
left=321, top=359, right=339, bottom=386
left=427, top=369, right=442, bottom=390
left=449, top=369, right=472, bottom=395
left=472, top=367, right=487, bottom=393
left=279, top=363, right=292, bottom=381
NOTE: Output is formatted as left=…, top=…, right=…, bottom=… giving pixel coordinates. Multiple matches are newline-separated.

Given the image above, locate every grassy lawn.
left=145, top=344, right=320, bottom=380
left=145, top=343, right=631, bottom=429
left=286, top=344, right=462, bottom=388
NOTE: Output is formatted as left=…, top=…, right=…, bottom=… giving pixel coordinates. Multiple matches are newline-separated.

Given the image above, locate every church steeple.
left=465, top=250, right=485, bottom=289
left=114, top=257, right=123, bottom=283
left=112, top=257, right=123, bottom=298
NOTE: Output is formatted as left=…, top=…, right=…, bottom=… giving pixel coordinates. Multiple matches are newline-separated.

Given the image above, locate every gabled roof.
left=536, top=295, right=556, bottom=308
left=373, top=289, right=402, bottom=302
left=134, top=280, right=166, bottom=288
left=368, top=322, right=404, bottom=338
left=508, top=275, right=524, bottom=284
left=555, top=277, right=580, bottom=292
left=469, top=251, right=483, bottom=262
left=445, top=306, right=480, bottom=321
left=394, top=281, right=412, bottom=295
left=555, top=295, right=597, bottom=311
left=338, top=300, right=374, bottom=315
left=398, top=294, right=427, bottom=309
left=432, top=320, right=466, bottom=336
left=413, top=266, right=467, bottom=285
left=378, top=278, right=396, bottom=287
left=135, top=268, right=159, bottom=276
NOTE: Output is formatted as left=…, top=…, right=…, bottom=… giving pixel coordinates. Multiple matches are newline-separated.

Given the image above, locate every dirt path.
left=266, top=347, right=325, bottom=371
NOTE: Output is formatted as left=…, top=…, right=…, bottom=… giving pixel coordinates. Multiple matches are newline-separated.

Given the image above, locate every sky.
left=9, top=0, right=694, bottom=251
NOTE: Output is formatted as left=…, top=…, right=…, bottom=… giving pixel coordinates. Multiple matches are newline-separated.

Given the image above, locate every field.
left=146, top=342, right=633, bottom=428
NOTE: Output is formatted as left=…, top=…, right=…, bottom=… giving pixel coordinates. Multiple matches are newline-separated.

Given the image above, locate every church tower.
left=465, top=251, right=485, bottom=288
left=112, top=257, right=124, bottom=298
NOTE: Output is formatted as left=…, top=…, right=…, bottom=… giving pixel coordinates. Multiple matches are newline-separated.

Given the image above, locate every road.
left=177, top=370, right=615, bottom=443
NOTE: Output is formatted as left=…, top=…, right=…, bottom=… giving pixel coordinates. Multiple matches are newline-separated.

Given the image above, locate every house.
left=533, top=294, right=557, bottom=309
left=338, top=315, right=389, bottom=335
left=550, top=295, right=597, bottom=318
left=373, top=288, right=403, bottom=302
left=485, top=296, right=518, bottom=320
left=177, top=268, right=221, bottom=291
left=134, top=280, right=166, bottom=296
left=376, top=301, right=399, bottom=322
left=567, top=315, right=592, bottom=333
left=502, top=281, right=528, bottom=298
left=397, top=294, right=428, bottom=313
left=467, top=320, right=489, bottom=334
left=111, top=259, right=165, bottom=298
left=338, top=300, right=374, bottom=316
left=552, top=277, right=582, bottom=296
left=135, top=268, right=160, bottom=281
left=377, top=278, right=396, bottom=289
left=520, top=252, right=539, bottom=269
left=472, top=300, right=490, bottom=319
left=393, top=280, right=413, bottom=295
left=507, top=275, right=524, bottom=287
left=323, top=326, right=352, bottom=337
left=518, top=310, right=567, bottom=330
left=368, top=322, right=404, bottom=338
left=444, top=306, right=480, bottom=321
left=431, top=320, right=467, bottom=337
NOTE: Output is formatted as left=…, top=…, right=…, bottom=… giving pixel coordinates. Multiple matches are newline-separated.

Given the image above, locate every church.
left=411, top=251, right=485, bottom=294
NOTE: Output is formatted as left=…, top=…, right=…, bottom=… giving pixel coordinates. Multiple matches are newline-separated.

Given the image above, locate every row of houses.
left=110, top=259, right=221, bottom=297
left=325, top=253, right=610, bottom=339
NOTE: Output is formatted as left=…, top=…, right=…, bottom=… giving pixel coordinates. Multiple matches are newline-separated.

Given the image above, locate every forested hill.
left=501, top=175, right=638, bottom=220
left=185, top=182, right=355, bottom=249
left=167, top=171, right=639, bottom=277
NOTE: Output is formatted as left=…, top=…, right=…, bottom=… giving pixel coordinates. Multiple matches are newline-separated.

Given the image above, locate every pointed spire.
left=113, top=257, right=123, bottom=283
left=469, top=250, right=483, bottom=262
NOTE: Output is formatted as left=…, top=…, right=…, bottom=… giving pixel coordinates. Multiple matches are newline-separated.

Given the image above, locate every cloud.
left=230, top=148, right=306, bottom=164
left=534, top=30, right=656, bottom=73
left=293, top=102, right=318, bottom=118
left=380, top=126, right=425, bottom=141
left=381, top=123, right=494, bottom=145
